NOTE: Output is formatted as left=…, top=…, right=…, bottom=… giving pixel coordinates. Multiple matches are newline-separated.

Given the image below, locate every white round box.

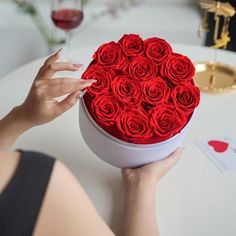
left=79, top=99, right=194, bottom=168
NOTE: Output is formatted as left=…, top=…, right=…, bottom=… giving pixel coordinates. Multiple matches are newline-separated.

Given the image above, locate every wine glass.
left=51, top=0, right=83, bottom=60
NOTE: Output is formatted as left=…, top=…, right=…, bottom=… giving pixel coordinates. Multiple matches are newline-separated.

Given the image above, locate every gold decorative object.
left=194, top=61, right=236, bottom=92
left=199, top=0, right=235, bottom=49
left=195, top=1, right=236, bottom=93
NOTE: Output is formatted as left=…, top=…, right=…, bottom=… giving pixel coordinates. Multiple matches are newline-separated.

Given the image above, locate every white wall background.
left=0, top=0, right=198, bottom=4
left=0, top=0, right=203, bottom=78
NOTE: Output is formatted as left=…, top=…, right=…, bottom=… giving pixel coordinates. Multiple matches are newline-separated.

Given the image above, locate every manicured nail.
left=79, top=90, right=87, bottom=98
left=81, top=79, right=97, bottom=85
left=73, top=63, right=83, bottom=68
left=55, top=48, right=63, bottom=55
left=74, top=91, right=80, bottom=100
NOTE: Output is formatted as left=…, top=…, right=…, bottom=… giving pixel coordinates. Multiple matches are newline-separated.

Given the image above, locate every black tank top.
left=0, top=151, right=55, bottom=236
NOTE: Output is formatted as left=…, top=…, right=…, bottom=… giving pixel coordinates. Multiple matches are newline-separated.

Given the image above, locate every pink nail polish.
left=73, top=64, right=83, bottom=69
left=81, top=79, right=97, bottom=85
left=54, top=48, right=63, bottom=56
left=74, top=63, right=83, bottom=67
left=74, top=91, right=81, bottom=99
left=57, top=48, right=63, bottom=53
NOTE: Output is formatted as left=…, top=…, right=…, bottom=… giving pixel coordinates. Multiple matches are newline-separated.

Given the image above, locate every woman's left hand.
left=16, top=50, right=96, bottom=128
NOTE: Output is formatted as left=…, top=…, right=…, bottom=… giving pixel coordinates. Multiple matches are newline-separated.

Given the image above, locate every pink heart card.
left=197, top=136, right=236, bottom=173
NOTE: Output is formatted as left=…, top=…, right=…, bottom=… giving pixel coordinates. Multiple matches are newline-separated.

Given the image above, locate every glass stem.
left=65, top=31, right=72, bottom=51
left=64, top=31, right=73, bottom=61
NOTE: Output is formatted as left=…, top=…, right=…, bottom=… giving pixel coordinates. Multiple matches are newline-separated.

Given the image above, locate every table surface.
left=1, top=44, right=236, bottom=236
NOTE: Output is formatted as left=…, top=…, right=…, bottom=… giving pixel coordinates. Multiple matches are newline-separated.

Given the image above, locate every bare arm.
left=119, top=148, right=183, bottom=236
left=33, top=160, right=115, bottom=236
left=121, top=179, right=158, bottom=236
left=0, top=107, right=32, bottom=150
left=33, top=149, right=182, bottom=236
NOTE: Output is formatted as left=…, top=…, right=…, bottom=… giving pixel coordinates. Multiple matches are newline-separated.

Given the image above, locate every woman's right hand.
left=0, top=50, right=97, bottom=150
left=15, top=49, right=97, bottom=129
left=122, top=148, right=183, bottom=186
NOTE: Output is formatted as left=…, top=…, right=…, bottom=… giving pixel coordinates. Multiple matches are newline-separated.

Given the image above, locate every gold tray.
left=194, top=61, right=236, bottom=93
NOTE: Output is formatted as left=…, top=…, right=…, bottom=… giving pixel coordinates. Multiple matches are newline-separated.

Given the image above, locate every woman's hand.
left=0, top=50, right=96, bottom=150
left=122, top=148, right=183, bottom=186
left=120, top=148, right=183, bottom=236
left=16, top=50, right=96, bottom=128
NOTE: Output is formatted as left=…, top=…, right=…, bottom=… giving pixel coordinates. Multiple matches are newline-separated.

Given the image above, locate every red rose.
left=118, top=34, right=145, bottom=57
left=142, top=77, right=171, bottom=106
left=150, top=104, right=184, bottom=141
left=171, top=84, right=200, bottom=114
left=128, top=56, right=158, bottom=81
left=83, top=35, right=200, bottom=144
left=117, top=107, right=152, bottom=143
left=82, top=64, right=115, bottom=96
left=91, top=94, right=121, bottom=126
left=111, top=75, right=141, bottom=105
left=161, top=53, right=195, bottom=85
left=93, top=41, right=126, bottom=68
left=145, top=37, right=172, bottom=65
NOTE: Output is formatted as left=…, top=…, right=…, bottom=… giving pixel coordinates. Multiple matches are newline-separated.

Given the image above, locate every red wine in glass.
left=51, top=9, right=83, bottom=31
left=51, top=0, right=83, bottom=61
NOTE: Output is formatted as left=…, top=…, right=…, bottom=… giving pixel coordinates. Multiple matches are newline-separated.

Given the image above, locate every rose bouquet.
left=79, top=34, right=200, bottom=167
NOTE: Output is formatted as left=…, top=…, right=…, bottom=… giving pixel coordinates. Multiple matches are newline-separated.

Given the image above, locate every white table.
left=1, top=44, right=236, bottom=236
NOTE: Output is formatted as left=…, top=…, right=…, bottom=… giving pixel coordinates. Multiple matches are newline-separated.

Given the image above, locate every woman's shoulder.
left=0, top=151, right=114, bottom=236
left=33, top=158, right=89, bottom=236
left=0, top=150, right=69, bottom=198
left=34, top=159, right=115, bottom=236
left=0, top=150, right=20, bottom=160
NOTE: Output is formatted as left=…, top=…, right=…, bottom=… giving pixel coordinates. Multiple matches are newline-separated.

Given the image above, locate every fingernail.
left=78, top=90, right=87, bottom=98
left=74, top=91, right=80, bottom=99
left=73, top=63, right=83, bottom=69
left=81, top=79, right=97, bottom=85
left=182, top=147, right=185, bottom=152
left=55, top=48, right=63, bottom=55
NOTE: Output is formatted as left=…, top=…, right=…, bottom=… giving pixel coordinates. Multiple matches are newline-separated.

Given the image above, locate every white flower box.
left=79, top=98, right=194, bottom=168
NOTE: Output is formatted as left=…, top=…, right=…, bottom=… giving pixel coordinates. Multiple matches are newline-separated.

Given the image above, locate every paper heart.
left=208, top=140, right=229, bottom=153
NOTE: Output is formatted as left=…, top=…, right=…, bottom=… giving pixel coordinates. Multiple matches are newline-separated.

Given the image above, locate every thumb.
left=157, top=147, right=183, bottom=171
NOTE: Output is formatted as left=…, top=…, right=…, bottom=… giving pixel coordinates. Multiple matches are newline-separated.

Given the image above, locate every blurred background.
left=0, top=0, right=203, bottom=78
